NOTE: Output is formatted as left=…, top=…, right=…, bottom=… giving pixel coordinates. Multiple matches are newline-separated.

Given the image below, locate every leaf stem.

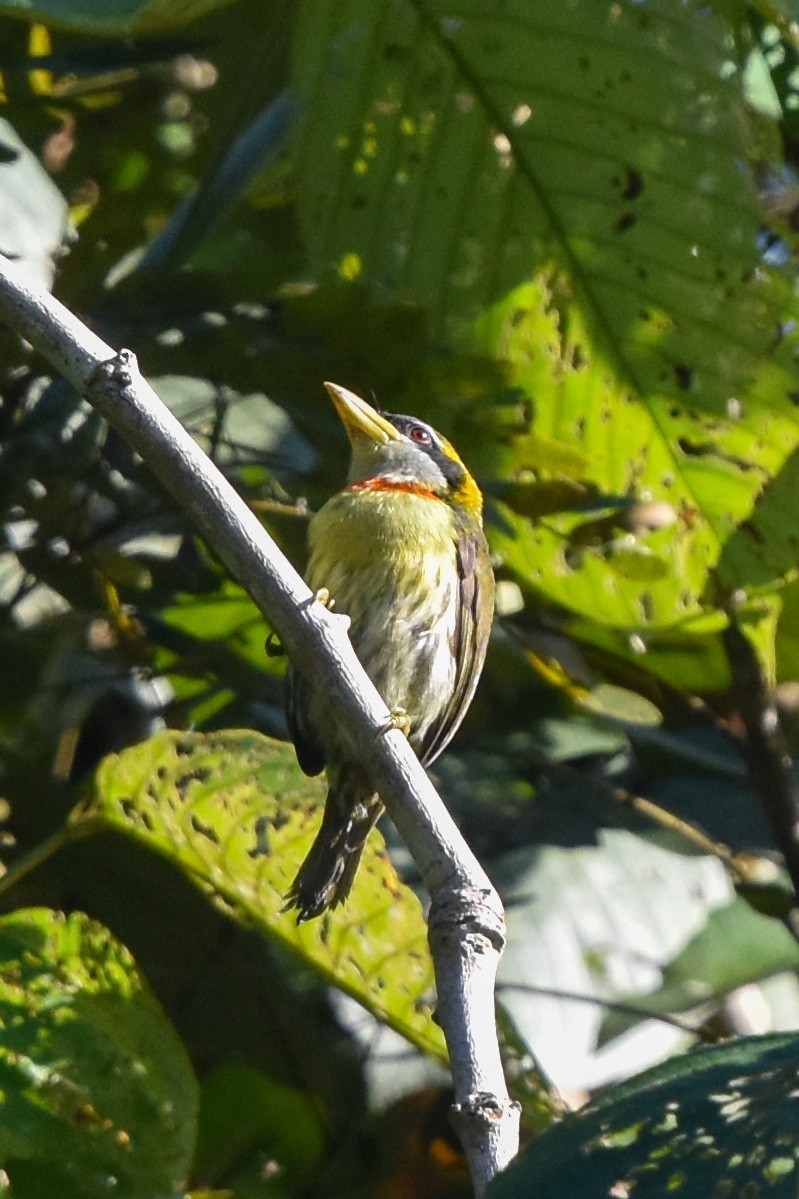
left=0, top=821, right=97, bottom=899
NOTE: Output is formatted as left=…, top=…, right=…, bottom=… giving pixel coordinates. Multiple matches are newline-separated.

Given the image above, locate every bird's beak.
left=324, top=382, right=402, bottom=445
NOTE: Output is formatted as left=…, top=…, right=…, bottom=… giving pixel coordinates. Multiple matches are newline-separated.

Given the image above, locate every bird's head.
left=324, top=381, right=483, bottom=517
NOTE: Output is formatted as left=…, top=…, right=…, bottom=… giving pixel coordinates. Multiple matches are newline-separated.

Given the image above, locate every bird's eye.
left=409, top=425, right=432, bottom=445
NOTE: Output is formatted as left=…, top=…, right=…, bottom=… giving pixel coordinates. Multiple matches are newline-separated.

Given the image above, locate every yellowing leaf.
left=76, top=729, right=444, bottom=1059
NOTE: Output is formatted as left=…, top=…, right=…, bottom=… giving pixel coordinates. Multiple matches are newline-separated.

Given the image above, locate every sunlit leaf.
left=488, top=1033, right=799, bottom=1198
left=0, top=907, right=197, bottom=1199
left=480, top=278, right=799, bottom=688
left=718, top=439, right=799, bottom=589
left=75, top=729, right=444, bottom=1059
left=293, top=0, right=781, bottom=409
left=576, top=683, right=661, bottom=726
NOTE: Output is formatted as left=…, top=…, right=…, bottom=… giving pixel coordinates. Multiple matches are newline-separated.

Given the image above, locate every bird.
left=284, top=381, right=494, bottom=922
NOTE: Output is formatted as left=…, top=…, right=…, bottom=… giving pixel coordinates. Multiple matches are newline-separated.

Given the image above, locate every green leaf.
left=0, top=907, right=197, bottom=1199
left=487, top=1033, right=799, bottom=1198
left=0, top=0, right=237, bottom=35
left=776, top=574, right=799, bottom=681
left=290, top=0, right=799, bottom=693
left=576, top=682, right=662, bottom=727
left=479, top=279, right=799, bottom=688
left=718, top=439, right=799, bottom=590
left=193, top=1062, right=324, bottom=1185
left=601, top=896, right=799, bottom=1042
left=156, top=576, right=283, bottom=677
left=74, top=729, right=444, bottom=1059
left=495, top=1005, right=563, bottom=1138
left=494, top=828, right=733, bottom=1090
left=293, top=0, right=779, bottom=409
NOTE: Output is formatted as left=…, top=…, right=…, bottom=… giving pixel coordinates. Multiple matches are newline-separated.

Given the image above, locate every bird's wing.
left=285, top=665, right=326, bottom=776
left=419, top=525, right=494, bottom=766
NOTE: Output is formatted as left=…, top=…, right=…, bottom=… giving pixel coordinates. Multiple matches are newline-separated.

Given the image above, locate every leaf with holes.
left=291, top=2, right=799, bottom=690
left=0, top=907, right=197, bottom=1199
left=72, top=729, right=444, bottom=1059
left=479, top=276, right=799, bottom=688
left=293, top=0, right=784, bottom=409
left=487, top=1033, right=799, bottom=1198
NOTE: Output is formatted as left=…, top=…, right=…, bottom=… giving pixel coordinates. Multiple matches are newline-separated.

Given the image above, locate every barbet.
left=285, top=383, right=494, bottom=921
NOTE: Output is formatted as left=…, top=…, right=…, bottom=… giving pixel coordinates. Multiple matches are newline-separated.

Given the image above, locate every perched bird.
left=285, top=382, right=494, bottom=921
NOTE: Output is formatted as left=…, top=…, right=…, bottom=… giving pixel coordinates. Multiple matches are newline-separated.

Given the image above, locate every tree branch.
left=0, top=253, right=520, bottom=1194
left=723, top=619, right=799, bottom=936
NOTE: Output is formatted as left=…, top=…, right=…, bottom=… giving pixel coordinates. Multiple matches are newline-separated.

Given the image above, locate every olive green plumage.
left=285, top=383, right=494, bottom=921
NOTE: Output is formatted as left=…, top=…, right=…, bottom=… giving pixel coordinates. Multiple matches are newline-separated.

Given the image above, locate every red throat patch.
left=344, top=478, right=442, bottom=501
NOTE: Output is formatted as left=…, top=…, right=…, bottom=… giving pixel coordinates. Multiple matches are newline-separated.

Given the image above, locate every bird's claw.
left=376, top=707, right=411, bottom=740
left=314, top=587, right=334, bottom=610
left=264, top=631, right=284, bottom=658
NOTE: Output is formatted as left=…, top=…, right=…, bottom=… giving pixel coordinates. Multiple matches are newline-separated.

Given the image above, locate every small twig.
left=513, top=744, right=757, bottom=885
left=723, top=620, right=799, bottom=926
left=498, top=983, right=708, bottom=1038
left=0, top=254, right=519, bottom=1193
left=607, top=784, right=752, bottom=884
left=249, top=497, right=312, bottom=519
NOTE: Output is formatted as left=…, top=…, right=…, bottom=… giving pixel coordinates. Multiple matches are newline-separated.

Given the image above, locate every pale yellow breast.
left=307, top=488, right=457, bottom=574
left=304, top=488, right=461, bottom=735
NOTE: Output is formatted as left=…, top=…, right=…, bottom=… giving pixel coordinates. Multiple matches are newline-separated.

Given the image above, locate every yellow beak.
left=324, top=382, right=402, bottom=445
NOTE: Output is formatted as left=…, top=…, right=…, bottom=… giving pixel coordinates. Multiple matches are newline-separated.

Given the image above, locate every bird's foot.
left=376, top=707, right=411, bottom=740
left=264, top=631, right=284, bottom=658
left=266, top=585, right=335, bottom=658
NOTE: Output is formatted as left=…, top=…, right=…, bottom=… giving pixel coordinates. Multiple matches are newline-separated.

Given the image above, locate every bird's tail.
left=285, top=782, right=383, bottom=922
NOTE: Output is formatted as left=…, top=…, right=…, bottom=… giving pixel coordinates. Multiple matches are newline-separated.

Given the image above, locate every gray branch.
left=0, top=253, right=520, bottom=1193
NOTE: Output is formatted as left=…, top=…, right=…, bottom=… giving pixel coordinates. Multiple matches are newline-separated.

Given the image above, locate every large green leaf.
left=292, top=0, right=779, bottom=410
left=0, top=907, right=197, bottom=1199
left=437, top=738, right=799, bottom=1091
left=71, top=729, right=444, bottom=1059
left=493, top=829, right=732, bottom=1091
left=192, top=1061, right=324, bottom=1187
left=488, top=1033, right=799, bottom=1198
left=290, top=0, right=799, bottom=693
left=601, top=896, right=799, bottom=1042
left=481, top=278, right=799, bottom=688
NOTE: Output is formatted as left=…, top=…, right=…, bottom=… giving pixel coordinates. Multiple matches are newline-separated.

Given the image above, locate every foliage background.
left=3, top=0, right=799, bottom=1196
